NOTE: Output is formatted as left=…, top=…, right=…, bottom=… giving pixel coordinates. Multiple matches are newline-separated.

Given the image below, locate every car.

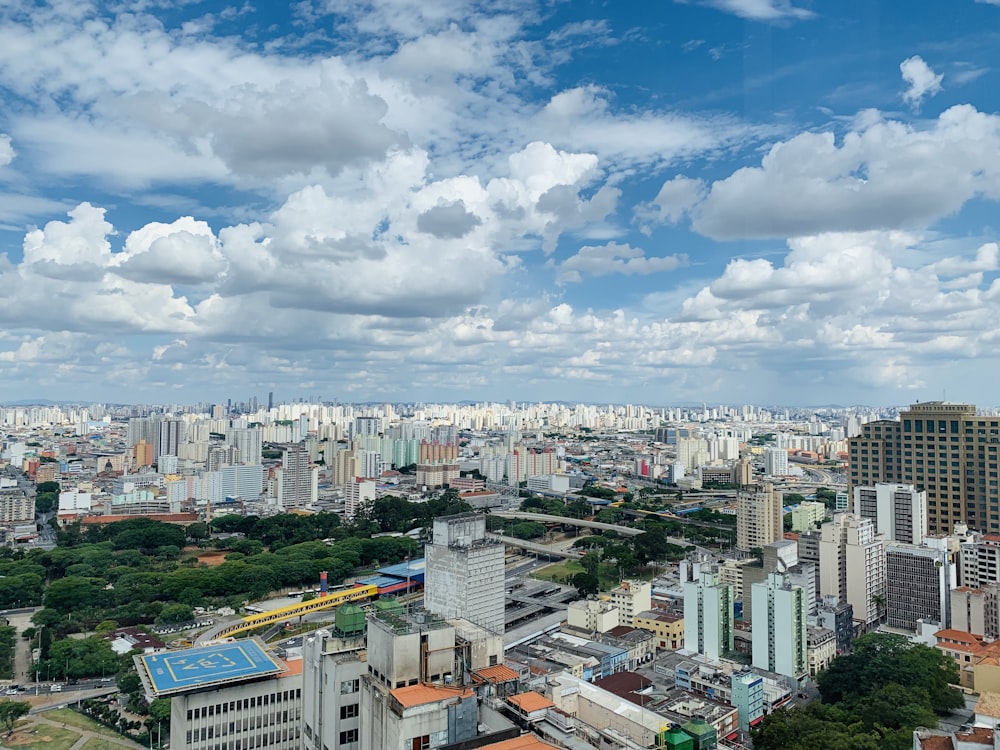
left=50, top=684, right=62, bottom=692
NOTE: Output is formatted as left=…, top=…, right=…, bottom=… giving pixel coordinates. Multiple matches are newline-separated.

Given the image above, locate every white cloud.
left=677, top=0, right=814, bottom=21
left=647, top=176, right=707, bottom=223
left=556, top=242, right=688, bottom=283
left=900, top=55, right=943, bottom=108
left=681, top=105, right=1000, bottom=240
left=0, top=134, right=13, bottom=167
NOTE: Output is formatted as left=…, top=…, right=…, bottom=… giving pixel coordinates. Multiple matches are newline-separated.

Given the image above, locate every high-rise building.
left=849, top=401, right=1000, bottom=534
left=736, top=483, right=783, bottom=551
left=751, top=572, right=808, bottom=680
left=763, top=447, right=788, bottom=477
left=156, top=418, right=184, bottom=461
left=683, top=570, right=735, bottom=661
left=276, top=444, right=318, bottom=509
left=852, top=483, right=927, bottom=544
left=424, top=513, right=505, bottom=634
left=819, top=514, right=886, bottom=628
left=885, top=541, right=954, bottom=632
left=227, top=427, right=262, bottom=465
left=730, top=670, right=764, bottom=733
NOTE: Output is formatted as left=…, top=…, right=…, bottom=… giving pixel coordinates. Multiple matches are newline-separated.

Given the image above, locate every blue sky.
left=1, top=0, right=1000, bottom=406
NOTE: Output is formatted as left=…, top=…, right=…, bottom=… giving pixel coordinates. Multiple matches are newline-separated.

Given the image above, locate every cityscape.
left=0, top=397, right=995, bottom=749
left=2, top=0, right=1000, bottom=750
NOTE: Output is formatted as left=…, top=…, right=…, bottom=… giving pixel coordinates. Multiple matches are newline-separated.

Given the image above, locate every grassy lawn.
left=1, top=720, right=81, bottom=750
left=530, top=560, right=622, bottom=590
left=79, top=738, right=129, bottom=750
left=43, top=709, right=125, bottom=740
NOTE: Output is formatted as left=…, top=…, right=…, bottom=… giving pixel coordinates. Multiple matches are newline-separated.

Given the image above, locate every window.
left=340, top=679, right=359, bottom=694
left=340, top=704, right=359, bottom=720
left=339, top=729, right=359, bottom=745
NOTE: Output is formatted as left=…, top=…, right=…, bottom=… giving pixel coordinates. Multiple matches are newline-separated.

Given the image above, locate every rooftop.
left=508, top=691, right=556, bottom=713
left=391, top=684, right=474, bottom=709
left=138, top=639, right=284, bottom=697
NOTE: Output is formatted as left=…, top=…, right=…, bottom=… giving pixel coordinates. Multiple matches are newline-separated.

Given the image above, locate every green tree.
left=186, top=522, right=210, bottom=541
left=156, top=604, right=194, bottom=625
left=0, top=701, right=29, bottom=734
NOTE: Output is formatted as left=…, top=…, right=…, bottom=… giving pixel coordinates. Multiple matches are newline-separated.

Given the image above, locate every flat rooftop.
left=139, top=639, right=285, bottom=697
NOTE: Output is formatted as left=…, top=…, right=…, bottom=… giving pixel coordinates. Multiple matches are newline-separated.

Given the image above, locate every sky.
left=1, top=0, right=1000, bottom=407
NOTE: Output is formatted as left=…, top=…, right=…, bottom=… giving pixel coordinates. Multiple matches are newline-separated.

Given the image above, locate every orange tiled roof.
left=472, top=664, right=520, bottom=683
left=391, top=684, right=474, bottom=709
left=480, top=736, right=559, bottom=750
left=508, top=691, right=555, bottom=713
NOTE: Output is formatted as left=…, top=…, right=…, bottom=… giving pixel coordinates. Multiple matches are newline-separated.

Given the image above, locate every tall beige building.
left=819, top=514, right=886, bottom=628
left=849, top=401, right=1000, bottom=535
left=736, top=483, right=782, bottom=551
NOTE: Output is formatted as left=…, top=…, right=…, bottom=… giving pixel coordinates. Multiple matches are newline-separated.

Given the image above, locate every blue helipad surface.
left=141, top=640, right=283, bottom=696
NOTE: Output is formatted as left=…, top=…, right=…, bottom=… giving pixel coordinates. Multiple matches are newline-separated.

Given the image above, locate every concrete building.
left=136, top=639, right=303, bottom=750
left=819, top=514, right=886, bottom=628
left=609, top=580, right=652, bottom=628
left=751, top=572, right=808, bottom=680
left=227, top=427, right=263, bottom=465
left=566, top=599, right=620, bottom=633
left=302, top=629, right=367, bottom=750
left=343, top=478, right=376, bottom=521
left=885, top=541, right=954, bottom=632
left=763, top=447, right=788, bottom=477
left=634, top=610, right=684, bottom=650
left=806, top=627, right=836, bottom=677
left=424, top=513, right=505, bottom=635
left=790, top=501, right=825, bottom=533
left=852, top=483, right=927, bottom=544
left=960, top=533, right=1000, bottom=589
left=730, top=670, right=764, bottom=733
left=736, top=483, right=783, bottom=551
left=276, top=443, right=318, bottom=509
left=683, top=571, right=735, bottom=661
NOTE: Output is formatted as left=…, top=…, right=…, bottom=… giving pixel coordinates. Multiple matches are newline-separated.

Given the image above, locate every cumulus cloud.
left=416, top=201, right=482, bottom=238
left=900, top=55, right=943, bottom=108
left=681, top=105, right=1000, bottom=240
left=556, top=242, right=688, bottom=283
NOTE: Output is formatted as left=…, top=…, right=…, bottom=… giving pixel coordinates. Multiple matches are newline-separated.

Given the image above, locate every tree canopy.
left=753, top=634, right=963, bottom=750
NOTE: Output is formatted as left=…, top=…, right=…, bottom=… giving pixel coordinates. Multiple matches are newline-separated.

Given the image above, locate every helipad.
left=140, top=639, right=284, bottom=696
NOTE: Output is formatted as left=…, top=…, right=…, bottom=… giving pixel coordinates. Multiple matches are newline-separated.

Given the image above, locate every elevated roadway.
left=493, top=511, right=644, bottom=536
left=196, top=584, right=378, bottom=643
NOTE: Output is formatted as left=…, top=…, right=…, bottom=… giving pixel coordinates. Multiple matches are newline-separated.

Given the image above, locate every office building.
left=852, top=483, right=927, bottom=544
left=819, top=514, right=886, bottom=628
left=424, top=513, right=505, bottom=634
left=751, top=572, right=808, bottom=680
left=849, top=401, right=1000, bottom=534
left=960, top=533, right=1000, bottom=588
left=683, top=571, right=735, bottom=661
left=136, top=639, right=303, bottom=750
left=885, top=541, right=954, bottom=632
left=736, top=483, right=782, bottom=551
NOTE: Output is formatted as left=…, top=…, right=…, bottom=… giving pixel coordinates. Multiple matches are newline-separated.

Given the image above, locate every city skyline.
left=1, top=2, right=999, bottom=405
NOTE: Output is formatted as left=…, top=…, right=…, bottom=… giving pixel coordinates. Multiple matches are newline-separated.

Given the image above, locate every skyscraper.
left=424, top=513, right=505, bottom=634
left=849, top=401, right=1000, bottom=534
left=156, top=417, right=184, bottom=461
